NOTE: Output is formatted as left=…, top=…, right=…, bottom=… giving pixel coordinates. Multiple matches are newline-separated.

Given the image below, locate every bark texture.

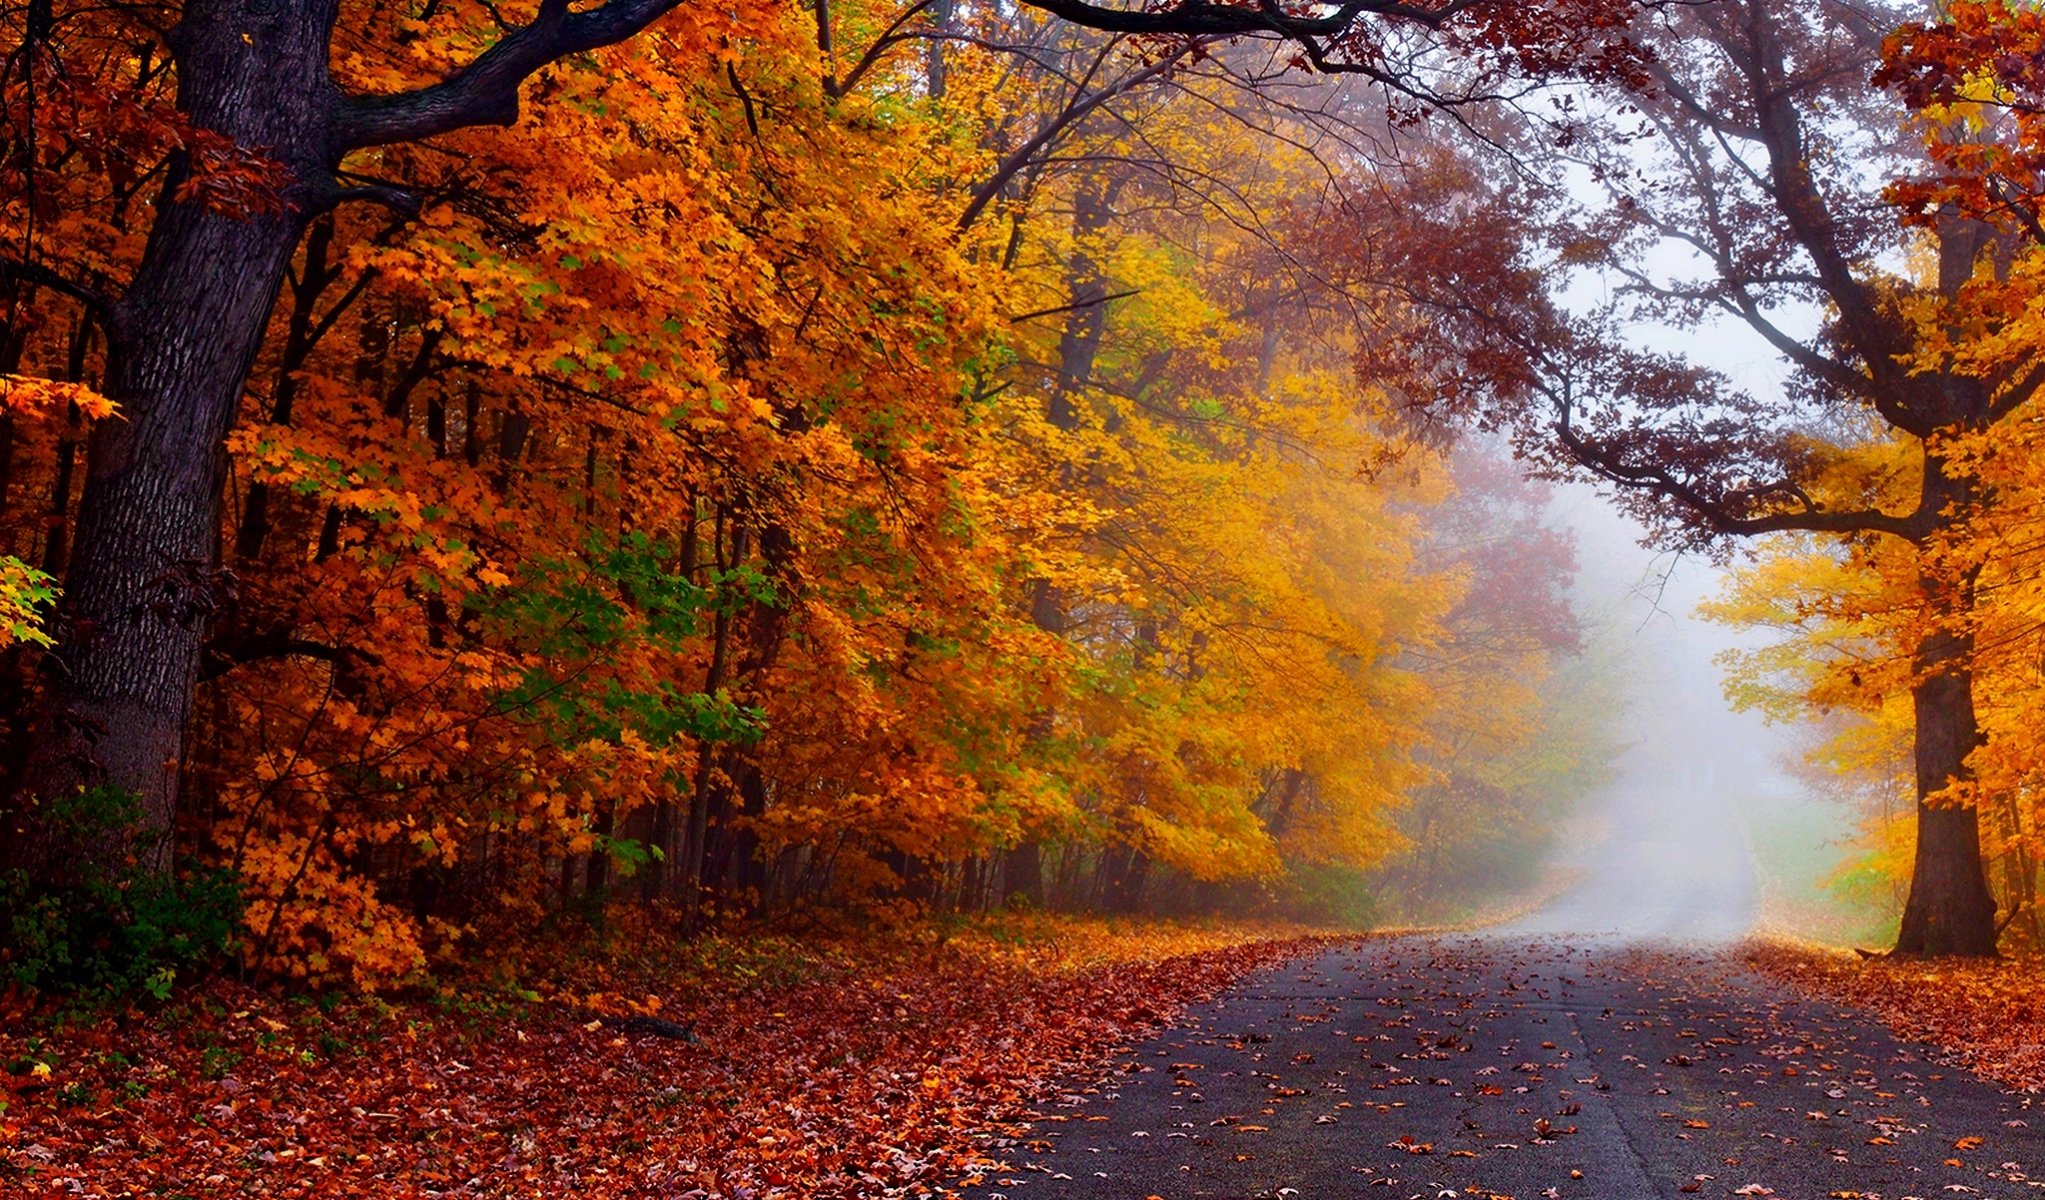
left=22, top=1, right=338, bottom=865
left=1895, top=601, right=1998, bottom=956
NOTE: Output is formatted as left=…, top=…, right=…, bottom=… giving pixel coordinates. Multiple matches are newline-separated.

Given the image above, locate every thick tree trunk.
left=1893, top=620, right=1999, bottom=956
left=1891, top=444, right=1999, bottom=957
left=20, top=3, right=338, bottom=867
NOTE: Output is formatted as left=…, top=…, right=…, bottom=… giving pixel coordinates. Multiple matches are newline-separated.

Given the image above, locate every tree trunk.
left=1893, top=620, right=1999, bottom=955
left=1891, top=440, right=2000, bottom=957
left=1101, top=841, right=1148, bottom=912
left=1004, top=839, right=1045, bottom=909
left=993, top=198, right=1111, bottom=912
left=20, top=3, right=338, bottom=867
left=706, top=517, right=791, bottom=912
left=676, top=510, right=742, bottom=922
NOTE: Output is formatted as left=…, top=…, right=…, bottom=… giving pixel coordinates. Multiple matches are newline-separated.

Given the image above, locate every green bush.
left=1272, top=864, right=1383, bottom=929
left=0, top=787, right=242, bottom=1000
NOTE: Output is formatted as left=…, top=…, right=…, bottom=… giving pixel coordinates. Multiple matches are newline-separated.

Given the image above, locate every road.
left=972, top=936, right=2041, bottom=1199
left=970, top=785, right=2044, bottom=1198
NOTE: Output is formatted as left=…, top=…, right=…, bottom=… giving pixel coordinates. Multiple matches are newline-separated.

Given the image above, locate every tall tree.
left=7, top=0, right=713, bottom=862
left=1704, top=0, right=2045, bottom=951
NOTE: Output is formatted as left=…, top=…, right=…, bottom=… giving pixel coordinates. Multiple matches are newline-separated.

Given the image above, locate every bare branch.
left=0, top=257, right=119, bottom=326
left=833, top=0, right=940, bottom=97
left=1550, top=389, right=1924, bottom=541
left=332, top=183, right=423, bottom=215
left=957, top=46, right=1194, bottom=233
left=1016, top=0, right=1475, bottom=40
left=1008, top=287, right=1141, bottom=323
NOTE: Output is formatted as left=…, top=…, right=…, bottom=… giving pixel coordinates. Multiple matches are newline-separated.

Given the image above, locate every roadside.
left=1718, top=789, right=2045, bottom=1097
left=1717, top=781, right=2045, bottom=1097
left=1746, top=939, right=2045, bottom=1093
left=0, top=913, right=1339, bottom=1198
left=1728, top=787, right=1896, bottom=949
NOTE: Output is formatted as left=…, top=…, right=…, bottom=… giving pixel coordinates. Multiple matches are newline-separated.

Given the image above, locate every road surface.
left=970, top=785, right=2042, bottom=1198
left=971, top=937, right=2040, bottom=1199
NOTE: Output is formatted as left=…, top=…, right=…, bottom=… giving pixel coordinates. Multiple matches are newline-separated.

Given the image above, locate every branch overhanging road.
left=970, top=779, right=2041, bottom=1199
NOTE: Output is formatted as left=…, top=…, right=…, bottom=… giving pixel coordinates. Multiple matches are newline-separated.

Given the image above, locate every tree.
left=1, top=0, right=1641, bottom=879
left=4, top=0, right=721, bottom=865
left=1325, top=0, right=2042, bottom=954
left=1699, top=0, right=2045, bottom=951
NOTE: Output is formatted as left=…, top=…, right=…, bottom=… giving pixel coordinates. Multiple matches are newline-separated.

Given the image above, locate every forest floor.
left=11, top=911, right=2045, bottom=1199
left=0, top=913, right=1341, bottom=1198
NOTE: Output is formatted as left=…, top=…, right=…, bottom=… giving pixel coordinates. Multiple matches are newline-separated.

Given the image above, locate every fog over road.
left=1502, top=747, right=1759, bottom=943
left=969, top=766, right=2038, bottom=1200
left=1503, top=484, right=1792, bottom=946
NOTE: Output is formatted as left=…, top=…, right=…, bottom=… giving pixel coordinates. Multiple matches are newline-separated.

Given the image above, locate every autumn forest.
left=6, top=0, right=2045, bottom=1193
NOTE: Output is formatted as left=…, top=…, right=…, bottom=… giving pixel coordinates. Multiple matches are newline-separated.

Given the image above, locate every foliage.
left=1880, top=0, right=2045, bottom=241
left=0, top=556, right=55, bottom=648
left=0, top=0, right=1613, bottom=986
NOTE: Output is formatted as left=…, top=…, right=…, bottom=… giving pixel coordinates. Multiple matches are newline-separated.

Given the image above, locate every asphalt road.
left=971, top=784, right=2043, bottom=1199
left=972, top=936, right=2042, bottom=1199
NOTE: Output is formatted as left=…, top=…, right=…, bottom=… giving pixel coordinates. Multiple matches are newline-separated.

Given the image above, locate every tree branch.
left=1007, top=288, right=1140, bottom=323
left=0, top=257, right=120, bottom=327
left=957, top=47, right=1192, bottom=234
left=199, top=629, right=383, bottom=692
left=1989, top=356, right=2045, bottom=424
left=1550, top=388, right=1924, bottom=541
left=337, top=0, right=686, bottom=150
left=832, top=0, right=940, bottom=97
left=1016, top=0, right=1474, bottom=40
left=332, top=183, right=423, bottom=215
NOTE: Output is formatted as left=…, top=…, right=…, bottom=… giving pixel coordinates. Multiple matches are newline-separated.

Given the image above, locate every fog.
left=1481, top=190, right=1866, bottom=943
left=1504, top=484, right=1814, bottom=942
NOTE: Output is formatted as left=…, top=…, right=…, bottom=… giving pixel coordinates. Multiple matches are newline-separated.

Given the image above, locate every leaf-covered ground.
left=0, top=916, right=1336, bottom=1197
left=1747, top=939, right=2045, bottom=1092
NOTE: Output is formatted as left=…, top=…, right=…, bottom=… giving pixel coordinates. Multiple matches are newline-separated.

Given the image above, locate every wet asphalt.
left=969, top=772, right=2043, bottom=1199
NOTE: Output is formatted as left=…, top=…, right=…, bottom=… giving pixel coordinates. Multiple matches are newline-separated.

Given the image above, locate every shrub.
left=0, top=787, right=242, bottom=1000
